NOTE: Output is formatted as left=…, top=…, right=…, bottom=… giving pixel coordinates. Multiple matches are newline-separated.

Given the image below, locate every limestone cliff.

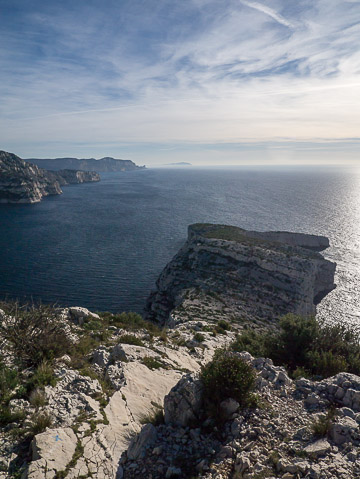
left=0, top=150, right=100, bottom=204
left=146, top=223, right=336, bottom=327
left=49, top=168, right=100, bottom=186
left=28, top=156, right=145, bottom=172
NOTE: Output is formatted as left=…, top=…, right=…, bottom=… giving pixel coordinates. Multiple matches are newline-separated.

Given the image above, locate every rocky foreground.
left=0, top=151, right=100, bottom=204
left=2, top=306, right=360, bottom=479
left=3, top=225, right=359, bottom=479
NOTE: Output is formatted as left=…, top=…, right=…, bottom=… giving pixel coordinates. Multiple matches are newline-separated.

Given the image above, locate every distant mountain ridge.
left=0, top=150, right=100, bottom=204
left=28, top=156, right=145, bottom=172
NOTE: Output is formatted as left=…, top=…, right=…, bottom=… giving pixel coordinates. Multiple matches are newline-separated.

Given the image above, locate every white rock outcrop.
left=146, top=223, right=336, bottom=327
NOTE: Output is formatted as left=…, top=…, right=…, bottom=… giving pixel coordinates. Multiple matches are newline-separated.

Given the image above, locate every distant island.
left=0, top=150, right=100, bottom=204
left=28, top=156, right=146, bottom=172
left=165, top=162, right=192, bottom=166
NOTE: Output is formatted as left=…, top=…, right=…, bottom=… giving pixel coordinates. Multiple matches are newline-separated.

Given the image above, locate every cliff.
left=49, top=169, right=100, bottom=186
left=0, top=151, right=62, bottom=204
left=27, top=156, right=145, bottom=172
left=146, top=223, right=336, bottom=327
left=0, top=227, right=357, bottom=479
left=0, top=150, right=100, bottom=204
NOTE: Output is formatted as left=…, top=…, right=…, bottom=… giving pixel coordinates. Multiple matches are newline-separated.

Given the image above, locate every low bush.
left=83, top=319, right=104, bottom=331
left=0, top=364, right=19, bottom=404
left=99, top=311, right=162, bottom=336
left=26, top=361, right=57, bottom=391
left=70, top=334, right=98, bottom=359
left=200, top=348, right=256, bottom=411
left=312, top=407, right=337, bottom=437
left=216, top=320, right=231, bottom=334
left=118, top=334, right=145, bottom=347
left=142, top=356, right=164, bottom=370
left=232, top=314, right=360, bottom=379
left=0, top=405, right=26, bottom=427
left=193, top=332, right=205, bottom=343
left=0, top=302, right=72, bottom=367
left=27, top=411, right=52, bottom=436
left=232, top=329, right=270, bottom=358
left=0, top=362, right=25, bottom=426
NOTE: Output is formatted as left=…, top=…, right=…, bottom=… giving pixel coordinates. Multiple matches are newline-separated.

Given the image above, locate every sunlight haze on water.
left=0, top=166, right=359, bottom=328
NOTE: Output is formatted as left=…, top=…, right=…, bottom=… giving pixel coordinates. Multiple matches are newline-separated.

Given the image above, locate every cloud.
left=0, top=0, right=360, bottom=164
left=239, top=0, right=295, bottom=29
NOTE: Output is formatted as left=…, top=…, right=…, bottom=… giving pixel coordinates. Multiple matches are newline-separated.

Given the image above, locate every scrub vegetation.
left=232, top=314, right=360, bottom=379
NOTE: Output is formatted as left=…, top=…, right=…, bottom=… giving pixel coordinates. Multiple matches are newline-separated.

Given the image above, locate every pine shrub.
left=200, top=348, right=256, bottom=409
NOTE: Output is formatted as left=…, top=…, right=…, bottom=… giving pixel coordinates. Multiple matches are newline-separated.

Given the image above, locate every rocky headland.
left=2, top=224, right=360, bottom=479
left=146, top=223, right=336, bottom=329
left=27, top=157, right=145, bottom=172
left=0, top=151, right=100, bottom=204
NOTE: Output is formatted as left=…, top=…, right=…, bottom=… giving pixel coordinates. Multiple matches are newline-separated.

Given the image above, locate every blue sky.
left=1, top=0, right=360, bottom=165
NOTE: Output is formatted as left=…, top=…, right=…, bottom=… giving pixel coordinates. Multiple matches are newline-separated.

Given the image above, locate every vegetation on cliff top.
left=232, top=314, right=360, bottom=379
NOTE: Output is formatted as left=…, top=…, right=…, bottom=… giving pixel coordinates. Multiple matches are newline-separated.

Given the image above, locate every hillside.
left=0, top=150, right=100, bottom=204
left=27, top=157, right=145, bottom=172
left=1, top=225, right=354, bottom=479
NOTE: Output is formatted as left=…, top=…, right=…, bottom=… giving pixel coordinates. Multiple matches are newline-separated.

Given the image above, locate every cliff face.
left=27, top=156, right=145, bottom=172
left=146, top=223, right=336, bottom=327
left=0, top=150, right=100, bottom=204
left=0, top=150, right=62, bottom=203
left=50, top=169, right=100, bottom=186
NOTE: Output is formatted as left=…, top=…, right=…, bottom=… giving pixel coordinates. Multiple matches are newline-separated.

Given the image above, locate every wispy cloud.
left=239, top=0, right=295, bottom=29
left=0, top=0, right=360, bottom=164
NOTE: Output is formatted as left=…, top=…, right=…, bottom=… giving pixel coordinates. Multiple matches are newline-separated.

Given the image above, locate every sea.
left=0, top=167, right=359, bottom=327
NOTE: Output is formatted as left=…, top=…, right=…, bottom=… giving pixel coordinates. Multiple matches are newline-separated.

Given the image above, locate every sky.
left=1, top=0, right=360, bottom=166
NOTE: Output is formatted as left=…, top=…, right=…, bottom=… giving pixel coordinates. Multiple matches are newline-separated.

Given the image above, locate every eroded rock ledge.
left=146, top=223, right=336, bottom=328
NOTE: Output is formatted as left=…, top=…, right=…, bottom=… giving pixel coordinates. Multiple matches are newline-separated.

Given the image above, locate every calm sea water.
left=0, top=167, right=359, bottom=326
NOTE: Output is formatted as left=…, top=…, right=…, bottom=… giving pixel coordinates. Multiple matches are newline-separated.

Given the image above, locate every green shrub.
left=193, top=332, right=205, bottom=343
left=232, top=329, right=270, bottom=358
left=142, top=356, right=164, bottom=370
left=200, top=348, right=256, bottom=410
left=312, top=407, right=337, bottom=437
left=118, top=334, right=144, bottom=347
left=292, top=366, right=310, bottom=380
left=217, top=320, right=231, bottom=331
left=173, top=337, right=187, bottom=347
left=272, top=315, right=318, bottom=371
left=69, top=334, right=99, bottom=365
left=0, top=302, right=72, bottom=367
left=83, top=320, right=103, bottom=331
left=307, top=350, right=348, bottom=378
left=27, top=411, right=52, bottom=436
left=232, top=314, right=360, bottom=379
left=27, top=361, right=57, bottom=391
left=0, top=406, right=26, bottom=426
left=0, top=364, right=19, bottom=405
left=99, top=312, right=161, bottom=336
